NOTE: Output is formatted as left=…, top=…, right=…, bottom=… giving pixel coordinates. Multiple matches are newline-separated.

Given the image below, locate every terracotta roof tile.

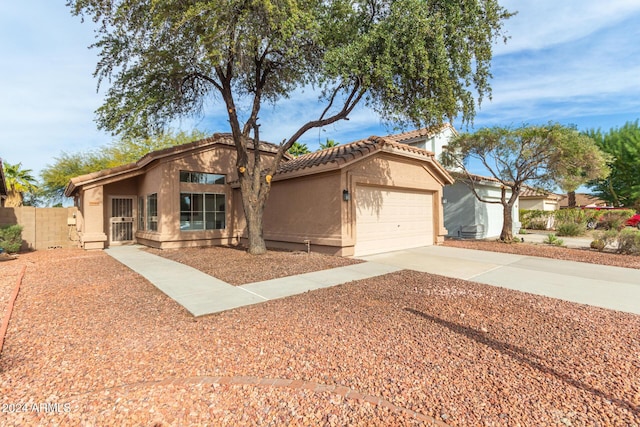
left=519, top=186, right=563, bottom=200
left=276, top=136, right=440, bottom=175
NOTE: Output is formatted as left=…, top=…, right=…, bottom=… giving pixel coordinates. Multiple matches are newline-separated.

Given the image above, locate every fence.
left=0, top=207, right=79, bottom=251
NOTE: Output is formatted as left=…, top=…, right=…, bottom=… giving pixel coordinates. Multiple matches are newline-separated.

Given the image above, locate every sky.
left=1, top=0, right=640, bottom=180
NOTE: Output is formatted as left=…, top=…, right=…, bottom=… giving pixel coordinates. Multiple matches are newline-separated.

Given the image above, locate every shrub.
left=0, top=225, right=23, bottom=253
left=595, top=229, right=620, bottom=249
left=590, top=239, right=605, bottom=251
left=597, top=210, right=635, bottom=230
left=555, top=221, right=585, bottom=237
left=520, top=209, right=552, bottom=230
left=543, top=233, right=564, bottom=246
left=617, top=228, right=640, bottom=255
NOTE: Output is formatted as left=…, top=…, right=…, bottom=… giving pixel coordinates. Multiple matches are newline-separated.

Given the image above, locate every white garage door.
left=355, top=186, right=434, bottom=256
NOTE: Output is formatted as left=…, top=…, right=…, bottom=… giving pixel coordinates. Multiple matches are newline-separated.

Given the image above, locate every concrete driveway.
left=359, top=246, right=640, bottom=315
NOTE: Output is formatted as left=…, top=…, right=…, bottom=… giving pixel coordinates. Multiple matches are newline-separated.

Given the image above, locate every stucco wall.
left=0, top=207, right=79, bottom=250
left=263, top=171, right=343, bottom=252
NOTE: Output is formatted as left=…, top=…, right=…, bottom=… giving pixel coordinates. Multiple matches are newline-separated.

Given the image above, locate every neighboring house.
left=519, top=186, right=562, bottom=211
left=559, top=193, right=609, bottom=208
left=65, top=133, right=453, bottom=256
left=0, top=158, right=7, bottom=207
left=387, top=125, right=520, bottom=239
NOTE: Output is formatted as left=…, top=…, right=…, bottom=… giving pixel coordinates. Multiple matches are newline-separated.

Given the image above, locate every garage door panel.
left=355, top=187, right=433, bottom=256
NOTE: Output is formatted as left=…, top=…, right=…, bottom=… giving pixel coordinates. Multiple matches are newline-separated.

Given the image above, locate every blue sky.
left=1, top=0, right=639, bottom=179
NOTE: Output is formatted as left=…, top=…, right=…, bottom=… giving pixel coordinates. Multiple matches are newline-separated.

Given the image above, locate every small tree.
left=443, top=123, right=609, bottom=242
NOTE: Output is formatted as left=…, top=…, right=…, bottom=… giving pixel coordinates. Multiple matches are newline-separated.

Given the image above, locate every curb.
left=0, top=265, right=26, bottom=356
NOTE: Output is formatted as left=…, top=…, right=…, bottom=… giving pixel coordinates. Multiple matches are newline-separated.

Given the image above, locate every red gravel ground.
left=145, top=246, right=363, bottom=285
left=444, top=238, right=640, bottom=269
left=0, top=248, right=639, bottom=426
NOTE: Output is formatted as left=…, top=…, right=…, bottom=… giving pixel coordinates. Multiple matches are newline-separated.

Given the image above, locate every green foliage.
left=590, top=239, right=605, bottom=251
left=597, top=210, right=634, bottom=231
left=319, top=139, right=339, bottom=150
left=519, top=209, right=551, bottom=230
left=443, top=123, right=605, bottom=241
left=617, top=228, right=640, bottom=255
left=40, top=130, right=206, bottom=203
left=2, top=162, right=39, bottom=207
left=0, top=225, right=23, bottom=253
left=543, top=233, right=564, bottom=246
left=588, top=120, right=640, bottom=208
left=555, top=222, right=584, bottom=237
left=287, top=141, right=311, bottom=157
left=594, top=228, right=640, bottom=255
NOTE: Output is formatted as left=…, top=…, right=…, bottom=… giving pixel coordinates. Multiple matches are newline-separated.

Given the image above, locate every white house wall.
left=444, top=182, right=520, bottom=239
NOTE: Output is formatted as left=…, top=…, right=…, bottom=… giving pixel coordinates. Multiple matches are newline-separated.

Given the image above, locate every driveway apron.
left=359, top=246, right=640, bottom=315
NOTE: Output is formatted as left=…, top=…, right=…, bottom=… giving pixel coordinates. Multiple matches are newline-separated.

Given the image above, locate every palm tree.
left=319, top=139, right=339, bottom=150
left=287, top=141, right=311, bottom=157
left=3, top=162, right=38, bottom=207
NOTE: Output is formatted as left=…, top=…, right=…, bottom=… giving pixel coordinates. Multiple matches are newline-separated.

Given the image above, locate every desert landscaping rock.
left=145, top=246, right=363, bottom=285
left=0, top=247, right=638, bottom=425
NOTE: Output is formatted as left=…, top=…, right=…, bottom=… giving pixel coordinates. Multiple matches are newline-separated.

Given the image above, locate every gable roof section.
left=275, top=136, right=454, bottom=184
left=64, top=134, right=282, bottom=196
left=384, top=123, right=458, bottom=144
left=559, top=193, right=609, bottom=208
left=519, top=186, right=563, bottom=201
left=0, top=158, right=7, bottom=201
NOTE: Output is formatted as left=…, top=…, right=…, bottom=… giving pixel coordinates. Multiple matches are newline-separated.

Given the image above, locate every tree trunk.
left=568, top=191, right=576, bottom=208
left=239, top=172, right=270, bottom=255
left=499, top=201, right=514, bottom=242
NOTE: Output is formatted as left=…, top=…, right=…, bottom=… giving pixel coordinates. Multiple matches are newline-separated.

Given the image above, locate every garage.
left=354, top=186, right=434, bottom=256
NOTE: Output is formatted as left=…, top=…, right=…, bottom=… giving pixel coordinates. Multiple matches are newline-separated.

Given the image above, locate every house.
left=519, top=186, right=562, bottom=211
left=559, top=193, right=609, bottom=208
left=386, top=125, right=520, bottom=239
left=65, top=133, right=453, bottom=256
left=0, top=158, right=7, bottom=207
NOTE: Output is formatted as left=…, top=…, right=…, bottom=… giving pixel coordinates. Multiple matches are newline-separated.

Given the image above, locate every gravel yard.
left=145, top=246, right=363, bottom=285
left=0, top=247, right=639, bottom=426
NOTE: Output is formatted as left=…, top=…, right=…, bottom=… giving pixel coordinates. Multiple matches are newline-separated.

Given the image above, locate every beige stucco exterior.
left=66, top=134, right=452, bottom=256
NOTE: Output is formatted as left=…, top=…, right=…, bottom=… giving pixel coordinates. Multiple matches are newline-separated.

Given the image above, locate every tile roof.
left=559, top=193, right=609, bottom=207
left=276, top=136, right=450, bottom=181
left=384, top=123, right=457, bottom=143
left=65, top=133, right=281, bottom=196
left=519, top=186, right=563, bottom=200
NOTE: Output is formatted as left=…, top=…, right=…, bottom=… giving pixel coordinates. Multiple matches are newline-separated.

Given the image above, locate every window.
left=180, top=193, right=225, bottom=230
left=138, top=197, right=145, bottom=231
left=179, top=171, right=225, bottom=185
left=147, top=193, right=158, bottom=231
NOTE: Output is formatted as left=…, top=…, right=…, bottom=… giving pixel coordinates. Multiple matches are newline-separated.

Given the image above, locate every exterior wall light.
left=342, top=189, right=350, bottom=202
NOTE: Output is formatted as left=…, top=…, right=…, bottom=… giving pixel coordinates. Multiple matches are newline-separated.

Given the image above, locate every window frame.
left=180, top=192, right=226, bottom=231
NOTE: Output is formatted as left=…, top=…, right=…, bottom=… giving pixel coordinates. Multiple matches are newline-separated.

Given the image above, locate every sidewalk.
left=106, top=246, right=401, bottom=317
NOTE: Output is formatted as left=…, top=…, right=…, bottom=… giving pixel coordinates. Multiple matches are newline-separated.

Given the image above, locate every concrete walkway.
left=359, top=246, right=640, bottom=315
left=106, top=246, right=401, bottom=316
left=107, top=243, right=640, bottom=317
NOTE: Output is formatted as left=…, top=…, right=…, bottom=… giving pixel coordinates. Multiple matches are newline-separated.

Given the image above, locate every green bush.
left=597, top=210, right=635, bottom=230
left=543, top=233, right=564, bottom=246
left=595, top=229, right=620, bottom=248
left=520, top=209, right=552, bottom=230
left=617, top=228, right=640, bottom=255
left=556, top=221, right=585, bottom=237
left=590, top=239, right=605, bottom=251
left=0, top=225, right=23, bottom=253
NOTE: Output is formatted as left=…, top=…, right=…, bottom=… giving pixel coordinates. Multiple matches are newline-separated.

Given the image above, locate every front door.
left=110, top=197, right=135, bottom=245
